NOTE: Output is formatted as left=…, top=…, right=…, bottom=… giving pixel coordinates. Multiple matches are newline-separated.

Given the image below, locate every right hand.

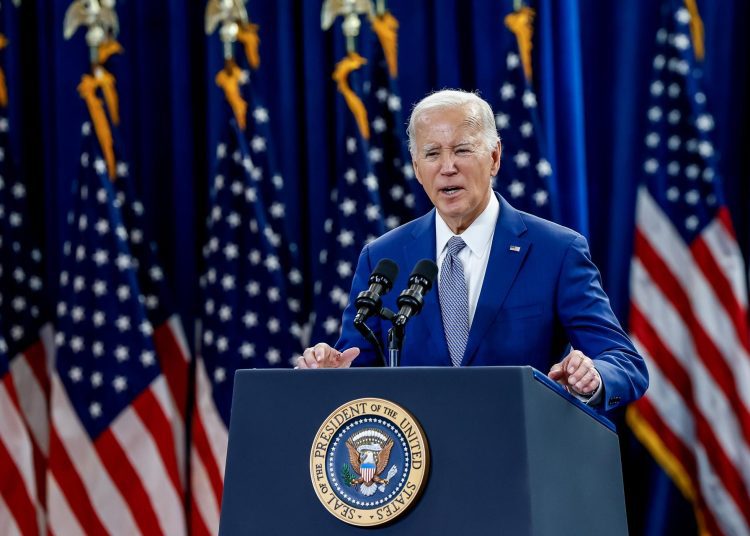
left=296, top=343, right=360, bottom=369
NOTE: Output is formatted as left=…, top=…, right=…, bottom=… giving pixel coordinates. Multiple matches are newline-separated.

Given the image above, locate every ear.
left=412, top=159, right=424, bottom=186
left=490, top=141, right=502, bottom=176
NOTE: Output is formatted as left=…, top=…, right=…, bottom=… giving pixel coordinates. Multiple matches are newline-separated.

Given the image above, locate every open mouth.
left=440, top=186, right=463, bottom=196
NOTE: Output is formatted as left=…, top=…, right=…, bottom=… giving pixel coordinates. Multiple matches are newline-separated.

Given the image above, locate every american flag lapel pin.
left=509, top=245, right=521, bottom=252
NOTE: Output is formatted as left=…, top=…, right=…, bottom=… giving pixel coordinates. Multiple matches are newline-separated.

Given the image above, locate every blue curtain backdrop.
left=4, top=0, right=749, bottom=533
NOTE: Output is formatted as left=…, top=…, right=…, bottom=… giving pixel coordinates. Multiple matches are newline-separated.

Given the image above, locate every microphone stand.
left=354, top=307, right=405, bottom=368
left=387, top=315, right=406, bottom=368
left=353, top=308, right=394, bottom=367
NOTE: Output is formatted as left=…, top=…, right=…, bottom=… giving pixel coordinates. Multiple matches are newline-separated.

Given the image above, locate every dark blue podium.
left=219, top=366, right=628, bottom=535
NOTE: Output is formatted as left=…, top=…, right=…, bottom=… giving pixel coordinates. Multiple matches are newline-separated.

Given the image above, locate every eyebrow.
left=422, top=141, right=473, bottom=152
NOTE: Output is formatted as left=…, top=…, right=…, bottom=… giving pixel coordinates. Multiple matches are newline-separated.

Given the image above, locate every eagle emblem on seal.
left=345, top=428, right=398, bottom=496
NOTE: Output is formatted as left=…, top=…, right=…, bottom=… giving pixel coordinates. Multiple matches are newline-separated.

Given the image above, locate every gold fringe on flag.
left=97, top=69, right=121, bottom=127
left=504, top=6, right=535, bottom=82
left=626, top=407, right=710, bottom=536
left=684, top=0, right=705, bottom=62
left=238, top=22, right=261, bottom=70
left=0, top=34, right=8, bottom=108
left=216, top=60, right=248, bottom=131
left=332, top=51, right=369, bottom=140
left=98, top=39, right=124, bottom=66
left=371, top=12, right=399, bottom=79
left=78, top=72, right=118, bottom=180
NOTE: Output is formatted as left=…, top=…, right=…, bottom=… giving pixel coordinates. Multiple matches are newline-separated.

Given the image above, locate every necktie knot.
left=446, top=236, right=467, bottom=257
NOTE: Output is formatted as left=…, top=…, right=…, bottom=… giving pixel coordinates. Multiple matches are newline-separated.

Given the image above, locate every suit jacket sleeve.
left=556, top=234, right=649, bottom=411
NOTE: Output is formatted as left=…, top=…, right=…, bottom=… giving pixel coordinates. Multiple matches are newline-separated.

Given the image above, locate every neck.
left=443, top=189, right=492, bottom=234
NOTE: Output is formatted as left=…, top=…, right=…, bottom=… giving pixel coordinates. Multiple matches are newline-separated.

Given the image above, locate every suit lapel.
left=401, top=210, right=452, bottom=366
left=463, top=195, right=530, bottom=366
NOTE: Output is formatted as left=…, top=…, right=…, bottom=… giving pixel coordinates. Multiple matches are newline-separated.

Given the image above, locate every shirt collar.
left=435, top=191, right=500, bottom=257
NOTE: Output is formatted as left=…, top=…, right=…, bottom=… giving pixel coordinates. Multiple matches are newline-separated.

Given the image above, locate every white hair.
left=406, top=89, right=500, bottom=157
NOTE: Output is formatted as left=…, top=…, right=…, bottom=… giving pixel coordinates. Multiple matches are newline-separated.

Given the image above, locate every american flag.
left=238, top=61, right=306, bottom=332
left=191, top=66, right=304, bottom=535
left=0, top=332, right=39, bottom=536
left=494, top=6, right=554, bottom=219
left=0, top=101, right=48, bottom=536
left=310, top=65, right=386, bottom=344
left=366, top=11, right=420, bottom=230
left=47, top=121, right=186, bottom=534
left=110, top=156, right=191, bottom=490
left=626, top=2, right=750, bottom=535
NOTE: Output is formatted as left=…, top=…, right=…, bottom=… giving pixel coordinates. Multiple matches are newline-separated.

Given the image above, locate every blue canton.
left=494, top=46, right=554, bottom=219
left=311, top=71, right=386, bottom=344
left=55, top=123, right=160, bottom=439
left=641, top=1, right=723, bottom=242
left=200, top=93, right=303, bottom=425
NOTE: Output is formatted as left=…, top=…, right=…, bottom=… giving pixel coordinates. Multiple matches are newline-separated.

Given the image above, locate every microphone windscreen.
left=410, top=259, right=438, bottom=283
left=373, top=258, right=399, bottom=283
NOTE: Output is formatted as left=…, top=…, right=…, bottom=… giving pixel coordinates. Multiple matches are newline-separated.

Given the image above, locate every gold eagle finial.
left=322, top=0, right=374, bottom=139
left=205, top=0, right=260, bottom=69
left=321, top=0, right=374, bottom=53
left=64, top=0, right=122, bottom=180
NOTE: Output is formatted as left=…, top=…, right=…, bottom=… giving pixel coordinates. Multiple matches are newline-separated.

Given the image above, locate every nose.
left=439, top=151, right=458, bottom=175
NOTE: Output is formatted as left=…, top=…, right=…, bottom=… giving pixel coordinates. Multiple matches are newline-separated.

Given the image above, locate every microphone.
left=353, top=259, right=399, bottom=325
left=393, top=259, right=439, bottom=327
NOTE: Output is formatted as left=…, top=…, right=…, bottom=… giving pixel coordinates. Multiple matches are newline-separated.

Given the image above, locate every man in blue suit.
left=298, top=90, right=648, bottom=412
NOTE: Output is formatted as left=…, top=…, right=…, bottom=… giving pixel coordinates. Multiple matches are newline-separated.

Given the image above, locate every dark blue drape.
left=6, top=0, right=749, bottom=533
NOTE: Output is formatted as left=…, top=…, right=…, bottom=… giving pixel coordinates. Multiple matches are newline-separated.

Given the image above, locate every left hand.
left=548, top=349, right=601, bottom=396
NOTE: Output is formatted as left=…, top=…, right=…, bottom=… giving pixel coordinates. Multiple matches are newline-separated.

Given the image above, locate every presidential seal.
left=310, top=398, right=429, bottom=527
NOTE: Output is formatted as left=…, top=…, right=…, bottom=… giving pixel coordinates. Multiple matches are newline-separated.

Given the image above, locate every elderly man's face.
left=412, top=106, right=501, bottom=234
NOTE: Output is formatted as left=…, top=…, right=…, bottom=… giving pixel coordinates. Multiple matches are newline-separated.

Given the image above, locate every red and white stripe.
left=153, top=315, right=191, bottom=486
left=47, top=373, right=187, bottom=535
left=10, top=325, right=53, bottom=508
left=190, top=355, right=228, bottom=536
left=361, top=466, right=375, bottom=483
left=629, top=186, right=750, bottom=535
left=1, top=369, right=39, bottom=536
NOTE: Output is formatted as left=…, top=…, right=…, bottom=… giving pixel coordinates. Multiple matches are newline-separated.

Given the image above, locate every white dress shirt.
left=435, top=192, right=499, bottom=328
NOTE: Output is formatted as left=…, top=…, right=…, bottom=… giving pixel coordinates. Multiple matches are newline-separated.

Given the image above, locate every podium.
left=219, top=366, right=628, bottom=535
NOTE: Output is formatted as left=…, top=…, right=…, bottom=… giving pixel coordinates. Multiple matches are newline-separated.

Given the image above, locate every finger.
left=568, top=362, right=590, bottom=384
left=566, top=350, right=586, bottom=374
left=547, top=363, right=563, bottom=381
left=579, top=376, right=600, bottom=395
left=567, top=354, right=591, bottom=383
left=313, top=343, right=330, bottom=362
left=297, top=354, right=316, bottom=369
left=573, top=368, right=597, bottom=393
left=581, top=368, right=602, bottom=394
left=339, top=347, right=360, bottom=366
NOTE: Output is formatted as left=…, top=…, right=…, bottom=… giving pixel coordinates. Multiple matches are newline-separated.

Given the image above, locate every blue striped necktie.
left=439, top=236, right=469, bottom=367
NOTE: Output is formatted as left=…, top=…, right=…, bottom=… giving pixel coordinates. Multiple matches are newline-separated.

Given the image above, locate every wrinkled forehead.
left=414, top=104, right=483, bottom=141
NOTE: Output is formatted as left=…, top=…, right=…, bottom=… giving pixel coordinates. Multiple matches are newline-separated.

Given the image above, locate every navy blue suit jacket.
left=335, top=193, right=648, bottom=412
